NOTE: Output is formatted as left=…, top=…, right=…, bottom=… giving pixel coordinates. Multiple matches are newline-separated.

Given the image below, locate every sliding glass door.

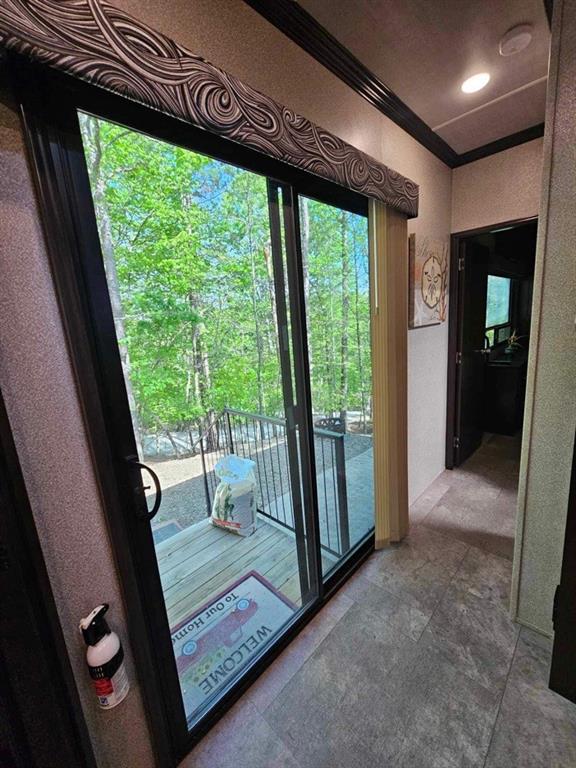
left=72, top=106, right=372, bottom=740
left=298, top=196, right=374, bottom=574
left=78, top=114, right=319, bottom=725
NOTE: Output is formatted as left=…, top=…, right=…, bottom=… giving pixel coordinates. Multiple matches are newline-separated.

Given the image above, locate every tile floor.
left=180, top=435, right=576, bottom=768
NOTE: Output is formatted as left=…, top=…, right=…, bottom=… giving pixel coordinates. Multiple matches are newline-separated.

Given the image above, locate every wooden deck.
left=156, top=516, right=333, bottom=629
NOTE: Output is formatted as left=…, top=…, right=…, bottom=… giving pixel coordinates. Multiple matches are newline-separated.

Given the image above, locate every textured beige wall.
left=0, top=89, right=155, bottom=768
left=451, top=138, right=543, bottom=233
left=511, top=0, right=576, bottom=636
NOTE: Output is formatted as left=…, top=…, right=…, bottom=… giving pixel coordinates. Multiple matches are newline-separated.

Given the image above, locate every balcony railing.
left=197, top=407, right=350, bottom=558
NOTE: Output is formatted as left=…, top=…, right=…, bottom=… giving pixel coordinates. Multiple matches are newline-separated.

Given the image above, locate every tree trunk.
left=339, top=211, right=350, bottom=430
left=263, top=243, right=279, bottom=354
left=82, top=116, right=144, bottom=457
left=353, top=229, right=367, bottom=433
left=329, top=290, right=336, bottom=415
left=300, top=197, right=310, bottom=305
left=189, top=291, right=216, bottom=451
left=245, top=178, right=266, bottom=434
left=164, top=427, right=181, bottom=457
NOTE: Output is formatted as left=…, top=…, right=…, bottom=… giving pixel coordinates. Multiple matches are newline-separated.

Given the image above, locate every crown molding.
left=0, top=0, right=418, bottom=216
left=244, top=0, right=547, bottom=169
left=243, top=0, right=459, bottom=166
left=454, top=123, right=545, bottom=167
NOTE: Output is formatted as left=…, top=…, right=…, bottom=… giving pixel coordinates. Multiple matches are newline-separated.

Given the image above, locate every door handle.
left=474, top=349, right=491, bottom=355
left=126, top=457, right=162, bottom=521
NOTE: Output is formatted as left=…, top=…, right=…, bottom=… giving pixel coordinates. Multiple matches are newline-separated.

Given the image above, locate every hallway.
left=181, top=436, right=576, bottom=768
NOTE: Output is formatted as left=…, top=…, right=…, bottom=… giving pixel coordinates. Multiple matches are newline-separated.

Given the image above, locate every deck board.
left=160, top=522, right=279, bottom=593
left=157, top=517, right=331, bottom=627
left=165, top=530, right=288, bottom=622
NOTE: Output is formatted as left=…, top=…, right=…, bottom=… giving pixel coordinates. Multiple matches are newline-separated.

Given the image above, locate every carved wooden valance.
left=0, top=0, right=418, bottom=216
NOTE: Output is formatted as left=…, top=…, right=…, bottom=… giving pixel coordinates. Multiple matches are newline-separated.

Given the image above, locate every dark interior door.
left=454, top=241, right=489, bottom=465
left=549, top=432, right=576, bottom=703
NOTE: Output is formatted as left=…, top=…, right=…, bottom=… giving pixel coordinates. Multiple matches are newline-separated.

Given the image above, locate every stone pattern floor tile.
left=453, top=546, right=513, bottom=609
left=180, top=697, right=301, bottom=768
left=265, top=602, right=421, bottom=767
left=179, top=435, right=576, bottom=768
left=422, top=582, right=520, bottom=694
left=484, top=628, right=576, bottom=768
left=338, top=569, right=431, bottom=641
left=246, top=589, right=354, bottom=712
left=413, top=433, right=521, bottom=560
left=361, top=525, right=469, bottom=614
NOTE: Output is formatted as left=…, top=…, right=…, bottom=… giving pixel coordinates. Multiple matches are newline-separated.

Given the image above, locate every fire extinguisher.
left=79, top=603, right=130, bottom=710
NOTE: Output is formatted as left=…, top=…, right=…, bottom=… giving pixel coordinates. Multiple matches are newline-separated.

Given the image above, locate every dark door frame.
left=9, top=54, right=375, bottom=765
left=550, top=429, right=576, bottom=702
left=446, top=216, right=538, bottom=469
left=0, top=386, right=97, bottom=768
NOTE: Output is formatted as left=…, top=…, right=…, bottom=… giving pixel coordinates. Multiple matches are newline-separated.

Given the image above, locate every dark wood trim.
left=243, top=0, right=459, bottom=167
left=445, top=234, right=462, bottom=469
left=452, top=215, right=539, bottom=239
left=243, top=0, right=547, bottom=169
left=445, top=216, right=538, bottom=469
left=550, top=429, right=576, bottom=702
left=0, top=387, right=97, bottom=768
left=454, top=124, right=545, bottom=167
left=544, top=0, right=555, bottom=28
left=11, top=62, right=178, bottom=767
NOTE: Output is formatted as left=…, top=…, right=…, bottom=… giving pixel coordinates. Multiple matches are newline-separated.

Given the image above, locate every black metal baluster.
left=331, top=440, right=341, bottom=554
left=334, top=434, right=350, bottom=555
left=225, top=409, right=234, bottom=453
left=283, top=427, right=295, bottom=528
left=320, top=436, right=330, bottom=552
left=200, top=434, right=211, bottom=517
left=260, top=420, right=273, bottom=517
left=274, top=424, right=287, bottom=525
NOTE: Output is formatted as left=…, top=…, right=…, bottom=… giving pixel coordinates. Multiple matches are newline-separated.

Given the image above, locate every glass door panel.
left=78, top=114, right=316, bottom=726
left=298, top=195, right=374, bottom=575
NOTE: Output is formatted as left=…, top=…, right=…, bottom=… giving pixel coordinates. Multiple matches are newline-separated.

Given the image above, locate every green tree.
left=79, top=114, right=372, bottom=459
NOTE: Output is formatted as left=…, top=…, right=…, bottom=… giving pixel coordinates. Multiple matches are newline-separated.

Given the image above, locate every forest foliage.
left=79, top=114, right=371, bottom=455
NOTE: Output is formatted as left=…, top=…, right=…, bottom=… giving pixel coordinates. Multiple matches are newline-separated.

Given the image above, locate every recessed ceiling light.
left=461, top=72, right=491, bottom=93
left=499, top=24, right=533, bottom=56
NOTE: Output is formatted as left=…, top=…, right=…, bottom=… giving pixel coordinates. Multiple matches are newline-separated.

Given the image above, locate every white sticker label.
left=96, top=662, right=130, bottom=709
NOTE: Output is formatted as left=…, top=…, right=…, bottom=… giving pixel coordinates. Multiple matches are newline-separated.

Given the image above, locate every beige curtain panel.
left=369, top=200, right=409, bottom=548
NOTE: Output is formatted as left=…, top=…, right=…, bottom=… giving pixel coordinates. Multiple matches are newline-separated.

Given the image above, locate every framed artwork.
left=408, top=234, right=449, bottom=328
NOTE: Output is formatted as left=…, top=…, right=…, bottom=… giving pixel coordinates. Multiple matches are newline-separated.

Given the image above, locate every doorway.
left=431, top=218, right=538, bottom=560
left=446, top=218, right=537, bottom=469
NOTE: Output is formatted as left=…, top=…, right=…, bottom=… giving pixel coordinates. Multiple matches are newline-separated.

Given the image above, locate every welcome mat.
left=171, top=571, right=295, bottom=719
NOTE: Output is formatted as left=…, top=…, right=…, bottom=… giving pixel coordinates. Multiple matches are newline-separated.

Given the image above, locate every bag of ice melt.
left=211, top=454, right=257, bottom=536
